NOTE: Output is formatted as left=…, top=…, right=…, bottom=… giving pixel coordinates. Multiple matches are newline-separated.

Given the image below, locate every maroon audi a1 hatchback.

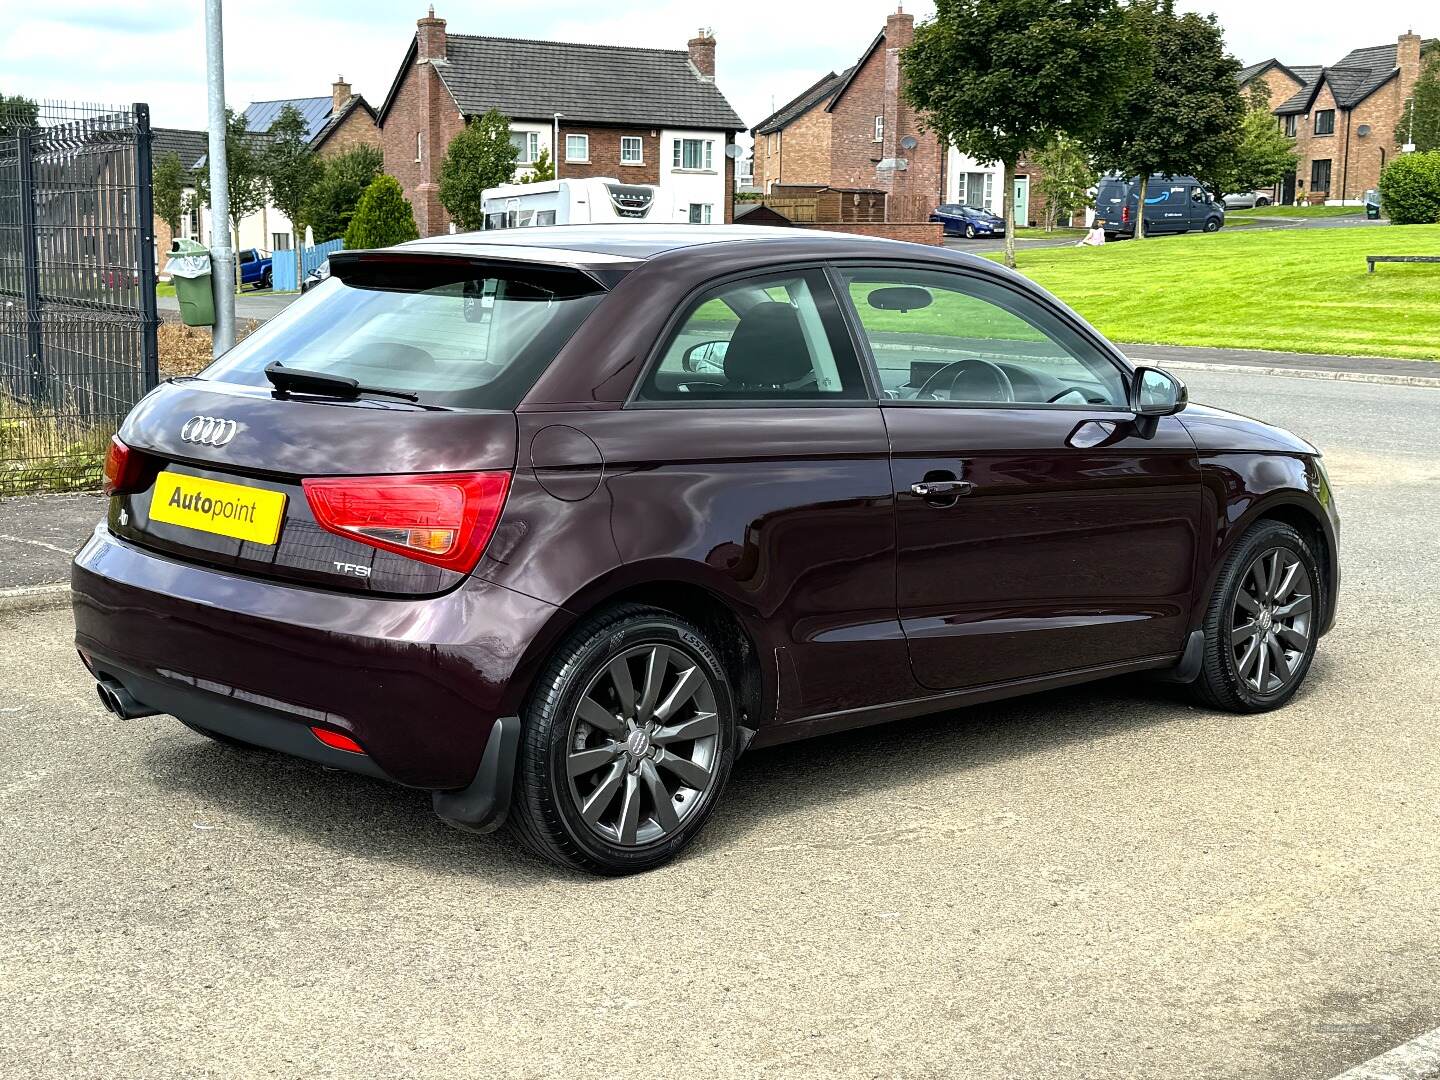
left=73, top=225, right=1338, bottom=874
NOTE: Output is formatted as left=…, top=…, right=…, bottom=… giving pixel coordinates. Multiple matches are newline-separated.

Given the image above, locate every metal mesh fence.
left=0, top=100, right=158, bottom=496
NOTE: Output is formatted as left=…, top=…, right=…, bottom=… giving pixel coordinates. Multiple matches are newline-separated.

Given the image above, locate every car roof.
left=404, top=223, right=925, bottom=264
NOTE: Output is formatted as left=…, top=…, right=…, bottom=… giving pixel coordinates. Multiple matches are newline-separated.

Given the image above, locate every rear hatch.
left=1094, top=178, right=1131, bottom=229
left=107, top=252, right=607, bottom=596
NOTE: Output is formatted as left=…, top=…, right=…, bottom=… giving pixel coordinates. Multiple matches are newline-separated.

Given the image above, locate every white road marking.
left=0, top=532, right=75, bottom=556
left=1327, top=1026, right=1440, bottom=1079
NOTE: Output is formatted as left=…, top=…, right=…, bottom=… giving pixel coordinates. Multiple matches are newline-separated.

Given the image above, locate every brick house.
left=750, top=9, right=1053, bottom=227
left=376, top=8, right=745, bottom=235
left=150, top=127, right=209, bottom=267
left=1241, top=32, right=1435, bottom=204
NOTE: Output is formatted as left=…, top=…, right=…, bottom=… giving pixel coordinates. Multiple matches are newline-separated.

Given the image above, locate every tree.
left=303, top=143, right=383, bottom=243
left=264, top=103, right=321, bottom=288
left=1209, top=84, right=1298, bottom=199
left=1396, top=56, right=1440, bottom=153
left=438, top=109, right=520, bottom=230
left=1379, top=150, right=1440, bottom=224
left=1088, top=0, right=1244, bottom=238
left=345, top=174, right=419, bottom=248
left=0, top=92, right=38, bottom=137
left=192, top=108, right=268, bottom=250
left=152, top=151, right=186, bottom=236
left=1032, top=136, right=1096, bottom=230
left=904, top=0, right=1146, bottom=267
left=521, top=147, right=555, bottom=183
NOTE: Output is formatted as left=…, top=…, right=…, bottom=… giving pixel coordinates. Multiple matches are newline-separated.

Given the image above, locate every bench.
left=1366, top=255, right=1440, bottom=273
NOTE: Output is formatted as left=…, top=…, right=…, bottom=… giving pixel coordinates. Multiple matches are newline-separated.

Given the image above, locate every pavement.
left=157, top=289, right=296, bottom=322
left=3, top=367, right=1440, bottom=1078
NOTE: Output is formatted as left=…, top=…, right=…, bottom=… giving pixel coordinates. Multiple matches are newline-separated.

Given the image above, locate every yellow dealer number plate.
left=149, top=472, right=287, bottom=546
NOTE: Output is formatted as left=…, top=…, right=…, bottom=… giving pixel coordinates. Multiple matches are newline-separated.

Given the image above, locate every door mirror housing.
left=1130, top=366, right=1187, bottom=418
left=682, top=340, right=728, bottom=374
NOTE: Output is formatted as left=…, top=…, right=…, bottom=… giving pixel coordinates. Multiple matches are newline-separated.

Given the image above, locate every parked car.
left=237, top=248, right=272, bottom=290
left=1094, top=175, right=1225, bottom=238
left=300, top=258, right=330, bottom=294
left=929, top=202, right=1007, bottom=238
left=75, top=225, right=1338, bottom=875
left=1221, top=191, right=1272, bottom=210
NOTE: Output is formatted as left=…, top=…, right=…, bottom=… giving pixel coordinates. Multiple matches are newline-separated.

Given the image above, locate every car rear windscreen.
left=201, top=259, right=606, bottom=409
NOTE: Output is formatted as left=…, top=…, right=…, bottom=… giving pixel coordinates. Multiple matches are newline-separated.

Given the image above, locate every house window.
left=673, top=138, right=714, bottom=170
left=415, top=131, right=422, bottom=163
left=272, top=233, right=292, bottom=251
left=1284, top=114, right=1298, bottom=138
left=874, top=115, right=884, bottom=143
left=509, top=131, right=539, bottom=164
left=1310, top=159, right=1332, bottom=193
left=565, top=134, right=589, bottom=163
left=688, top=203, right=712, bottom=224
left=620, top=136, right=643, bottom=164
left=1314, top=109, right=1335, bottom=136
left=982, top=172, right=994, bottom=209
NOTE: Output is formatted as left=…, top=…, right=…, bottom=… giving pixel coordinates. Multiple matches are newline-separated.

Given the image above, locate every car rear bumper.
left=72, top=524, right=566, bottom=799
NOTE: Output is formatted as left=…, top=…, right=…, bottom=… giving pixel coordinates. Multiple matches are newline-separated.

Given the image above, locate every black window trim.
left=823, top=260, right=1137, bottom=413
left=623, top=260, right=883, bottom=411
left=1313, top=109, right=1336, bottom=137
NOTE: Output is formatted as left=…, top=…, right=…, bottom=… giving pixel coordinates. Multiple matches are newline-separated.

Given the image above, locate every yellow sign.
left=149, top=472, right=287, bottom=546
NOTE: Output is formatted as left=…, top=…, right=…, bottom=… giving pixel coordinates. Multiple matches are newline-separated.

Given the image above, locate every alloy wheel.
left=1230, top=547, right=1313, bottom=695
left=565, top=644, right=720, bottom=847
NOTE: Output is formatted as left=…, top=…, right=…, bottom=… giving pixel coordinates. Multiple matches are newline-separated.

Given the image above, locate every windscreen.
left=201, top=260, right=605, bottom=409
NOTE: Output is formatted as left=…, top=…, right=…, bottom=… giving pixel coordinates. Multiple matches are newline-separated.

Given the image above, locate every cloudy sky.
left=0, top=0, right=1433, bottom=137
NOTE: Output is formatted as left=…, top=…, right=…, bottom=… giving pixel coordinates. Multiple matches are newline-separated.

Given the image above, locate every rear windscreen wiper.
left=264, top=361, right=419, bottom=402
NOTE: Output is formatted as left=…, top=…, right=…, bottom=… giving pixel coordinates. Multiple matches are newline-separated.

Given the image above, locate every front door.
left=1012, top=176, right=1030, bottom=228
left=835, top=265, right=1203, bottom=691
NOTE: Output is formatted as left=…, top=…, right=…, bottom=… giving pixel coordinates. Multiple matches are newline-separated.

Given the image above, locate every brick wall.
left=554, top=125, right=661, bottom=185
left=381, top=47, right=463, bottom=235
left=318, top=104, right=381, bottom=160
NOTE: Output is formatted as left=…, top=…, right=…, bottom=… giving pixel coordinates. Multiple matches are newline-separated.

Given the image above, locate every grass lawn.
left=1002, top=224, right=1440, bottom=359
left=1228, top=204, right=1362, bottom=219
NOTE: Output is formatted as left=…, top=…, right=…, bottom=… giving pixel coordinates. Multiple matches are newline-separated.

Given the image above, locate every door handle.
left=910, top=479, right=974, bottom=498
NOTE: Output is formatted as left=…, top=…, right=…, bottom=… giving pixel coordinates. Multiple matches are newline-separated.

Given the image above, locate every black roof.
left=1272, top=40, right=1435, bottom=115
left=752, top=69, right=849, bottom=136
left=151, top=127, right=208, bottom=174
left=310, top=95, right=377, bottom=150
left=380, top=34, right=743, bottom=131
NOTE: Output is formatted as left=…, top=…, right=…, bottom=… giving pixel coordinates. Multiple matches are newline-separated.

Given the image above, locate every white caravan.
left=481, top=178, right=680, bottom=229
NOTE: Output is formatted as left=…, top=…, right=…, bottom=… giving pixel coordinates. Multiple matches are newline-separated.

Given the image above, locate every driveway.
left=2, top=367, right=1439, bottom=1078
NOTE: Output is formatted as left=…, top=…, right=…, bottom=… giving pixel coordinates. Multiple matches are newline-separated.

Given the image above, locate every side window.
left=637, top=270, right=869, bottom=402
left=838, top=267, right=1127, bottom=407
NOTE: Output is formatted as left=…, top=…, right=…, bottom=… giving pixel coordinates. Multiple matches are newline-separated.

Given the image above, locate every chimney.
left=331, top=75, right=352, bottom=114
left=688, top=28, right=716, bottom=81
left=418, top=6, right=448, bottom=64
left=885, top=6, right=915, bottom=50
left=1398, top=30, right=1423, bottom=100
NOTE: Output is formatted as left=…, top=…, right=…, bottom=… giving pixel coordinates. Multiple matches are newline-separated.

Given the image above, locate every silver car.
left=1221, top=191, right=1272, bottom=209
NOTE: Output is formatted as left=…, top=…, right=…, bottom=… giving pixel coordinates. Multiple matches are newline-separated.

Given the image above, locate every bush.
left=345, top=175, right=420, bottom=249
left=304, top=144, right=383, bottom=243
left=1379, top=151, right=1440, bottom=224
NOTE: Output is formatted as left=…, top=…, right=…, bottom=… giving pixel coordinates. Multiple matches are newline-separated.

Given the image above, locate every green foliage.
left=192, top=108, right=268, bottom=231
left=520, top=147, right=555, bottom=184
left=1031, top=136, right=1096, bottom=229
left=345, top=174, right=420, bottom=248
left=0, top=92, right=38, bottom=137
left=1379, top=151, right=1440, bottom=225
left=1088, top=0, right=1245, bottom=237
left=263, top=104, right=320, bottom=238
left=303, top=144, right=383, bottom=243
left=1211, top=84, right=1298, bottom=197
left=439, top=109, right=521, bottom=230
left=903, top=0, right=1145, bottom=265
left=1396, top=56, right=1440, bottom=153
left=152, top=151, right=187, bottom=234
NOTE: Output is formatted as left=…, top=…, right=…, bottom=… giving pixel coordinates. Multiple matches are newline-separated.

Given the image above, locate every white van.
left=482, top=178, right=680, bottom=229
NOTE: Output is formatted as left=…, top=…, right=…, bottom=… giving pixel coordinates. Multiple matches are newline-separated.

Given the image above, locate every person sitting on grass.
left=1077, top=223, right=1107, bottom=247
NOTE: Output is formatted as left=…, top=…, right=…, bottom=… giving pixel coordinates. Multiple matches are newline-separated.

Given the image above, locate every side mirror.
left=683, top=340, right=728, bottom=374
left=1130, top=366, right=1187, bottom=418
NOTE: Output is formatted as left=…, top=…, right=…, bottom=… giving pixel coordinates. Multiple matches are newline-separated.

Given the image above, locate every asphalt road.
left=3, top=368, right=1439, bottom=1079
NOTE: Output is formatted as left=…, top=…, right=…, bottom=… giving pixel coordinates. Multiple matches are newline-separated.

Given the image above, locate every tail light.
left=302, top=472, right=511, bottom=574
left=1122, top=205, right=1131, bottom=224
left=102, top=436, right=147, bottom=496
left=310, top=726, right=365, bottom=754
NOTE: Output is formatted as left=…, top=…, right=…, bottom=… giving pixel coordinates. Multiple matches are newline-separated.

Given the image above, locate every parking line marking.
left=1326, top=1025, right=1440, bottom=1079
left=0, top=533, right=75, bottom=557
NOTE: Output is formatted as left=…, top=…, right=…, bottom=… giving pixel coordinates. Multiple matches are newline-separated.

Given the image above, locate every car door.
left=834, top=264, right=1203, bottom=692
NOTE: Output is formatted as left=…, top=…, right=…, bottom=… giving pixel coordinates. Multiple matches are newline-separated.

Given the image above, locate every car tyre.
left=1256, top=197, right=1270, bottom=207
left=508, top=604, right=737, bottom=875
left=262, top=268, right=272, bottom=290
left=964, top=224, right=976, bottom=239
left=1191, top=520, right=1322, bottom=713
left=1204, top=219, right=1221, bottom=232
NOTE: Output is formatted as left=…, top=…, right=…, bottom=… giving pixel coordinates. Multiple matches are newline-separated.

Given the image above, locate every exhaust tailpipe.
left=96, top=678, right=160, bottom=720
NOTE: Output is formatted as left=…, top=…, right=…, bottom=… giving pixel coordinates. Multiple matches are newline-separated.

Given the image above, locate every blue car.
left=929, top=203, right=1006, bottom=239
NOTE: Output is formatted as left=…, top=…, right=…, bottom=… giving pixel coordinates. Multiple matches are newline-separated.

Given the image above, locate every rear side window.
left=203, top=260, right=605, bottom=409
left=637, top=269, right=868, bottom=402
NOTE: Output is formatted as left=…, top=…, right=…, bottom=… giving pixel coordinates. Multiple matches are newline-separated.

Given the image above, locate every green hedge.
left=1379, top=151, right=1440, bottom=225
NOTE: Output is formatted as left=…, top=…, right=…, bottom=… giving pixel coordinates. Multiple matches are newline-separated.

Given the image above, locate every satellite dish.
left=900, top=135, right=919, bottom=151
left=1357, top=124, right=1371, bottom=137
left=724, top=143, right=744, bottom=159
